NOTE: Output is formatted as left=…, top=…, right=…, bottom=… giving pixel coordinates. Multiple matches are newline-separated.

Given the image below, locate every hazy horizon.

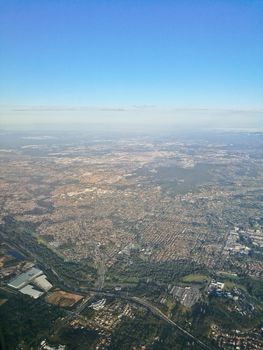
left=1, top=105, right=263, bottom=131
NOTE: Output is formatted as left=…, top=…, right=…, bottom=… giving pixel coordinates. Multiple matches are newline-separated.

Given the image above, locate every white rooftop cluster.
left=8, top=266, right=53, bottom=299
left=90, top=298, right=106, bottom=310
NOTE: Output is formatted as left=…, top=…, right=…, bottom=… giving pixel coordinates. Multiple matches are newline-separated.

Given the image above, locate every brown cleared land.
left=47, top=290, right=83, bottom=308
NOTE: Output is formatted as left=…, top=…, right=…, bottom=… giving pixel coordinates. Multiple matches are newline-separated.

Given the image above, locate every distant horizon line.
left=1, top=123, right=263, bottom=134
left=1, top=104, right=263, bottom=112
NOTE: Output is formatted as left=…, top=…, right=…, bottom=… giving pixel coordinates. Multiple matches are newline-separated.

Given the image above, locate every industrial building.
left=7, top=266, right=53, bottom=299
left=8, top=267, right=43, bottom=289
left=19, top=284, right=44, bottom=299
left=33, top=275, right=53, bottom=292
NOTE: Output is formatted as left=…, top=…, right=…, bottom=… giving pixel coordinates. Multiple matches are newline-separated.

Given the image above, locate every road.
left=55, top=288, right=214, bottom=350
left=94, top=243, right=106, bottom=290
left=130, top=296, right=214, bottom=350
left=0, top=233, right=216, bottom=350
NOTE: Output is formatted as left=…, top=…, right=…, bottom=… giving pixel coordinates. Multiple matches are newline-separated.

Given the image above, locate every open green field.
left=181, top=274, right=209, bottom=283
left=223, top=280, right=247, bottom=292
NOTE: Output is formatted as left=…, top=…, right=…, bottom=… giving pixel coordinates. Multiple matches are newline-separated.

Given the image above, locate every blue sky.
left=0, top=0, right=262, bottom=126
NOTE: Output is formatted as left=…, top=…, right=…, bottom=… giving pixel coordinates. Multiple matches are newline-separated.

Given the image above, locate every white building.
left=33, top=275, right=53, bottom=292
left=19, top=284, right=44, bottom=299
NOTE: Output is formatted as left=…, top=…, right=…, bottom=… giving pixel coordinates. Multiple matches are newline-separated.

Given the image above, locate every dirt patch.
left=47, top=290, right=83, bottom=308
